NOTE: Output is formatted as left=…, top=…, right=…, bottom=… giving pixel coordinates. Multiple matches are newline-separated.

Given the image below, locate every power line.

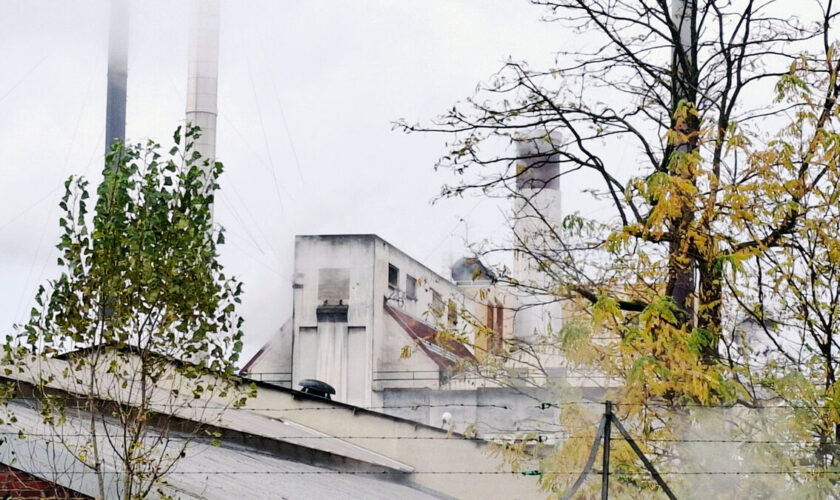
left=271, top=80, right=305, bottom=185
left=238, top=403, right=512, bottom=411
left=0, top=54, right=49, bottom=105
left=218, top=193, right=268, bottom=255
left=242, top=32, right=291, bottom=208
left=9, top=392, right=840, bottom=411
left=10, top=54, right=100, bottom=326
left=0, top=185, right=62, bottom=232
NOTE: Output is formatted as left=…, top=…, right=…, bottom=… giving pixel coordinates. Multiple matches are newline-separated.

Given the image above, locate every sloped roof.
left=0, top=400, right=443, bottom=500
left=240, top=316, right=293, bottom=376
left=384, top=305, right=476, bottom=370
left=0, top=355, right=412, bottom=474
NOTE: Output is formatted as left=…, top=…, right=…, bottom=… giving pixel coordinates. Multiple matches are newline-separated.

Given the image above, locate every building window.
left=481, top=304, right=503, bottom=354
left=431, top=289, right=443, bottom=318
left=388, top=264, right=399, bottom=289
left=405, top=275, right=417, bottom=300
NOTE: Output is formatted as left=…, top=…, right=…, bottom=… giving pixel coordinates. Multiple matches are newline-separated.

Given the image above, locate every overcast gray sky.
left=0, top=0, right=574, bottom=362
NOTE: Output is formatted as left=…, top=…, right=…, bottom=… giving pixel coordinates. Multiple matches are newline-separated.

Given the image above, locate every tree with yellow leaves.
left=401, top=0, right=840, bottom=496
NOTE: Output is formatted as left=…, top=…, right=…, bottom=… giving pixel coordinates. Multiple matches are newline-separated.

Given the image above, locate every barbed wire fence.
left=559, top=401, right=676, bottom=500
left=6, top=395, right=840, bottom=498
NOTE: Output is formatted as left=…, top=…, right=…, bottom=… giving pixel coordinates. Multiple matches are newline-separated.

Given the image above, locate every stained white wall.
left=243, top=383, right=547, bottom=500
left=241, top=317, right=292, bottom=386
left=257, top=234, right=575, bottom=417
left=289, top=234, right=480, bottom=406
left=291, top=235, right=376, bottom=406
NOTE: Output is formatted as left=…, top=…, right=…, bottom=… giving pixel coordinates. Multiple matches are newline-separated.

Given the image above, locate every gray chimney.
left=104, top=0, right=129, bottom=160
left=185, top=0, right=221, bottom=167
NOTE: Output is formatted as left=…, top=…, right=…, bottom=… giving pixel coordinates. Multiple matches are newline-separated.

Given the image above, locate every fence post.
left=611, top=413, right=678, bottom=499
left=602, top=401, right=612, bottom=500
left=560, top=415, right=607, bottom=500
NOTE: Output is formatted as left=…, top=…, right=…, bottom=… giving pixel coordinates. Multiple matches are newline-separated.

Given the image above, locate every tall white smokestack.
left=512, top=135, right=562, bottom=283
left=512, top=134, right=563, bottom=340
left=186, top=0, right=220, bottom=169
left=104, top=0, right=129, bottom=159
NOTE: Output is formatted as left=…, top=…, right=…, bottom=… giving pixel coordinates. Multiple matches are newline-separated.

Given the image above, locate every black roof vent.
left=316, top=302, right=349, bottom=322
left=299, top=379, right=336, bottom=399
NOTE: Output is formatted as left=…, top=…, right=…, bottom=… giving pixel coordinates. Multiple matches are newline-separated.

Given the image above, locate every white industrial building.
left=240, top=232, right=607, bottom=437
left=238, top=131, right=612, bottom=436
left=242, top=234, right=497, bottom=403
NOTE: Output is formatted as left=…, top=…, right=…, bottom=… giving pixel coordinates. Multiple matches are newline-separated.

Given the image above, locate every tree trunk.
left=697, top=260, right=722, bottom=361
left=665, top=0, right=704, bottom=343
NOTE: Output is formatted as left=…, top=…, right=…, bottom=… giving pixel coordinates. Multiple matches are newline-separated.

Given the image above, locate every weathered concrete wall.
left=289, top=235, right=495, bottom=406
left=379, top=387, right=561, bottom=438
left=241, top=317, right=293, bottom=387
left=292, top=235, right=377, bottom=406
left=244, top=384, right=548, bottom=500
left=368, top=235, right=465, bottom=381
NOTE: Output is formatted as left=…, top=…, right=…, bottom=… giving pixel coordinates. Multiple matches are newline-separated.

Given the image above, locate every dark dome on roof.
left=451, top=257, right=496, bottom=284
left=299, top=379, right=336, bottom=399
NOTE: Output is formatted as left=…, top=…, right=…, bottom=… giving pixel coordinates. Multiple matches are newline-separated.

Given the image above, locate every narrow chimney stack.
left=185, top=0, right=221, bottom=168
left=511, top=133, right=564, bottom=340
left=104, top=0, right=129, bottom=160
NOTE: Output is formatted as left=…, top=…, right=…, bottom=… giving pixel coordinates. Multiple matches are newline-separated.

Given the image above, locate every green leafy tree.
left=4, top=126, right=247, bottom=499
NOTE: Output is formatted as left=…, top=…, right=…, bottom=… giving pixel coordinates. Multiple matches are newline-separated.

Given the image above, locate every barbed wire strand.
left=5, top=470, right=840, bottom=476
left=5, top=395, right=839, bottom=411
left=0, top=431, right=834, bottom=445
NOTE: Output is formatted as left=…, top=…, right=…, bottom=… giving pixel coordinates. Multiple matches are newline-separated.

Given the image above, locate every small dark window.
left=406, top=275, right=417, bottom=300
left=388, top=264, right=399, bottom=289
left=432, top=289, right=443, bottom=318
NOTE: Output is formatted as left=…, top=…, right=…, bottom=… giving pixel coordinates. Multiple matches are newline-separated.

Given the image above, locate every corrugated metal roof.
left=0, top=356, right=413, bottom=473
left=0, top=400, right=444, bottom=500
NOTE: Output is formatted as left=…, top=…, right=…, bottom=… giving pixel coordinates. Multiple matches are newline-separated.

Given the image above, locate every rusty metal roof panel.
left=385, top=304, right=477, bottom=370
